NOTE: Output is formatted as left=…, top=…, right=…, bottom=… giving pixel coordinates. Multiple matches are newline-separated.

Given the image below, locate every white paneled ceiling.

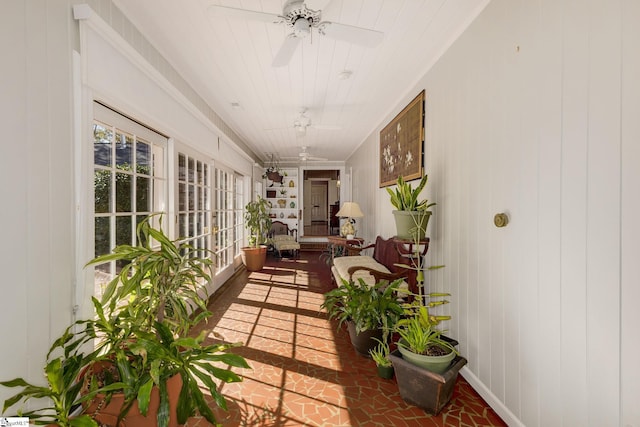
left=114, top=0, right=489, bottom=164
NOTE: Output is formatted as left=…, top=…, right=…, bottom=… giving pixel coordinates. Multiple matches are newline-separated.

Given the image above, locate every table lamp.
left=336, top=202, right=364, bottom=239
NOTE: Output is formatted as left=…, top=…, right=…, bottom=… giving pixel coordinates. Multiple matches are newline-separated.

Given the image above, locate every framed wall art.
left=379, top=90, right=425, bottom=187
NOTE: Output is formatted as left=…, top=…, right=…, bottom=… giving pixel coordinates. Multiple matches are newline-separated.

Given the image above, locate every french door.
left=213, top=166, right=244, bottom=287
left=175, top=147, right=216, bottom=293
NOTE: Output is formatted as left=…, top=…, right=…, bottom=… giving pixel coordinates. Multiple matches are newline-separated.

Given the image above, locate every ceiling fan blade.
left=318, top=21, right=384, bottom=47
left=272, top=34, right=301, bottom=67
left=311, top=124, right=341, bottom=130
left=208, top=5, right=281, bottom=23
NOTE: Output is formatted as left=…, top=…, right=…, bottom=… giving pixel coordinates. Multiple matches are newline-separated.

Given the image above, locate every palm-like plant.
left=87, top=216, right=213, bottom=337
left=386, top=175, right=436, bottom=211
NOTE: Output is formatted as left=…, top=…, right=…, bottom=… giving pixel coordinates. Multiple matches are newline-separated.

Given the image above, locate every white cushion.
left=332, top=255, right=407, bottom=290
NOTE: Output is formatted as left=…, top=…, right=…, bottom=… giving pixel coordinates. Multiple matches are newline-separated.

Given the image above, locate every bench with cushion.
left=269, top=221, right=300, bottom=258
left=331, top=236, right=425, bottom=294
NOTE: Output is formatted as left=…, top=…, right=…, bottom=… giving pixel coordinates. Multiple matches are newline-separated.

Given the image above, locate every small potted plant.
left=321, top=278, right=406, bottom=356
left=262, top=166, right=286, bottom=186
left=386, top=174, right=436, bottom=240
left=241, top=196, right=272, bottom=271
left=369, top=338, right=394, bottom=379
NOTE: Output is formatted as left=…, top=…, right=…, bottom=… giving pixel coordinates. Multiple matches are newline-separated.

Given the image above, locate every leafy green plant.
left=369, top=338, right=392, bottom=368
left=87, top=215, right=213, bottom=338
left=82, top=216, right=250, bottom=426
left=244, top=196, right=272, bottom=247
left=395, top=305, right=457, bottom=356
left=1, top=324, right=125, bottom=427
left=321, top=278, right=406, bottom=341
left=386, top=174, right=436, bottom=211
left=3, top=217, right=249, bottom=427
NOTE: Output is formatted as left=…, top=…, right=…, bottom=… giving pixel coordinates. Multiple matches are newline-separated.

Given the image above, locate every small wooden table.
left=327, top=236, right=365, bottom=261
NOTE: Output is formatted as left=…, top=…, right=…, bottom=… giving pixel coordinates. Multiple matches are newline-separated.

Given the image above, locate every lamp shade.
left=336, top=202, right=364, bottom=218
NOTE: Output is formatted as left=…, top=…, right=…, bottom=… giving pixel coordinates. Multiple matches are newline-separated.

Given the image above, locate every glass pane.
left=136, top=177, right=150, bottom=212
left=115, top=172, right=132, bottom=212
left=178, top=154, right=186, bottom=181
left=115, top=216, right=132, bottom=246
left=178, top=183, right=186, bottom=211
left=197, top=161, right=203, bottom=185
left=94, top=217, right=111, bottom=257
left=197, top=186, right=203, bottom=211
left=136, top=140, right=151, bottom=175
left=204, top=164, right=209, bottom=186
left=189, top=213, right=195, bottom=237
left=94, top=169, right=111, bottom=213
left=115, top=132, right=133, bottom=169
left=136, top=215, right=147, bottom=247
left=188, top=158, right=195, bottom=183
left=115, top=216, right=132, bottom=272
left=203, top=187, right=209, bottom=211
left=188, top=184, right=195, bottom=210
left=179, top=213, right=187, bottom=238
left=93, top=123, right=112, bottom=166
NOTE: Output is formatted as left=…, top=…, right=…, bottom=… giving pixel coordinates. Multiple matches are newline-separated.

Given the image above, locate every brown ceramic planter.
left=389, top=349, right=467, bottom=415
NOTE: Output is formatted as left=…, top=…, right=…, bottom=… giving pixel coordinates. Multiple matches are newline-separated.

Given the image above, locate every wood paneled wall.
left=349, top=0, right=640, bottom=425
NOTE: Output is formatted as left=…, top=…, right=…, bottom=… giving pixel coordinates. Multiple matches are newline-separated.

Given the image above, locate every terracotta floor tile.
left=185, top=252, right=506, bottom=427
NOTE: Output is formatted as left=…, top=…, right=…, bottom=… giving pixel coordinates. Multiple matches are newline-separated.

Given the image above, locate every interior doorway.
left=301, top=169, right=341, bottom=237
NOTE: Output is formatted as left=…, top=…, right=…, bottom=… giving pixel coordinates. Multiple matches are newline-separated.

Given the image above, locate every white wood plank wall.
left=349, top=0, right=640, bottom=425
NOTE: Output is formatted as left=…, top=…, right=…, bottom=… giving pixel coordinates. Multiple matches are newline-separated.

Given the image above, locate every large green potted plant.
left=321, top=278, right=406, bottom=356
left=386, top=174, right=436, bottom=240
left=241, top=196, right=272, bottom=271
left=79, top=216, right=251, bottom=426
left=2, top=217, right=251, bottom=427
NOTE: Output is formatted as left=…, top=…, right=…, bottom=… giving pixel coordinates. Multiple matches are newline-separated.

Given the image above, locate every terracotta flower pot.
left=241, top=246, right=268, bottom=271
left=81, top=361, right=182, bottom=427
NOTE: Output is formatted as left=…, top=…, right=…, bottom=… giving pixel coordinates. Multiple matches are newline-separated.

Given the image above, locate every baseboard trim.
left=460, top=367, right=523, bottom=427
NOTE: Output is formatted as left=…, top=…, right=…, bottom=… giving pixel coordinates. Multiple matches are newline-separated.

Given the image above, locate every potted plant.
left=81, top=217, right=250, bottom=427
left=241, top=196, right=272, bottom=271
left=386, top=174, right=436, bottom=240
left=321, top=278, right=405, bottom=356
left=1, top=217, right=252, bottom=427
left=388, top=274, right=467, bottom=415
left=369, top=338, right=394, bottom=379
left=1, top=324, right=125, bottom=427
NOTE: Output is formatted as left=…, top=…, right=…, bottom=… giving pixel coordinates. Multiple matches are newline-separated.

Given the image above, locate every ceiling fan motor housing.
left=283, top=0, right=321, bottom=36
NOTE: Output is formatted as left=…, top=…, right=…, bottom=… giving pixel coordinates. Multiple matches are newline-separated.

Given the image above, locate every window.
left=92, top=102, right=167, bottom=297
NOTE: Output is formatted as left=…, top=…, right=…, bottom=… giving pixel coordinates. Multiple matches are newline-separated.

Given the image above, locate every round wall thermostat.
left=494, top=213, right=509, bottom=228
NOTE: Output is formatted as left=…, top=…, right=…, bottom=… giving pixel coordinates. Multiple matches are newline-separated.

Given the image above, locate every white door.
left=175, top=148, right=218, bottom=294
left=310, top=183, right=328, bottom=222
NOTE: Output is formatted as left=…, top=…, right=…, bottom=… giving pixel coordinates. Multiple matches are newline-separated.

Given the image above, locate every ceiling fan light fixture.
left=292, top=17, right=311, bottom=37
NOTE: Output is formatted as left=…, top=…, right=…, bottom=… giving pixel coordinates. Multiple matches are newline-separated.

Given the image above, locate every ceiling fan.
left=265, top=108, right=341, bottom=136
left=283, top=146, right=328, bottom=162
left=209, top=0, right=385, bottom=67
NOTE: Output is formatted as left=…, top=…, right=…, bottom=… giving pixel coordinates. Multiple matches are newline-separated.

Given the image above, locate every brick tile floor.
left=186, top=253, right=506, bottom=427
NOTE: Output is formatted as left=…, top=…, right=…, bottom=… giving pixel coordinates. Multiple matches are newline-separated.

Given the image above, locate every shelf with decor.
left=264, top=167, right=298, bottom=231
